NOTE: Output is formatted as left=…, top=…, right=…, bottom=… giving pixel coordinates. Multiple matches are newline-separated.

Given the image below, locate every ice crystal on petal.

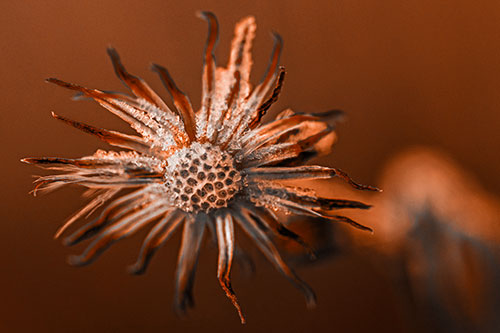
left=23, top=12, right=378, bottom=324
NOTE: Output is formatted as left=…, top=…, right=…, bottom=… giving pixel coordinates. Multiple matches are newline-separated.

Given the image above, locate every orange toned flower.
left=23, top=12, right=377, bottom=323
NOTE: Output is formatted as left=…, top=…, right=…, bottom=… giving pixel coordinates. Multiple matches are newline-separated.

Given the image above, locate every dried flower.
left=23, top=12, right=378, bottom=323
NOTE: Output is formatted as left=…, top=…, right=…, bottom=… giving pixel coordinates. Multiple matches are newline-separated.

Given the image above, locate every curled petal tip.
left=368, top=186, right=382, bottom=192
left=150, top=63, right=160, bottom=71
left=270, top=31, right=283, bottom=43
left=62, top=237, right=75, bottom=247
left=106, top=46, right=119, bottom=58
left=67, top=255, right=86, bottom=266
left=150, top=63, right=168, bottom=76
left=359, top=203, right=373, bottom=210
left=150, top=63, right=169, bottom=75
left=126, top=263, right=145, bottom=275
left=196, top=10, right=216, bottom=20
left=45, top=77, right=65, bottom=85
left=305, top=293, right=317, bottom=309
left=318, top=109, right=345, bottom=122
left=174, top=298, right=195, bottom=319
left=45, top=78, right=77, bottom=90
left=354, top=223, right=373, bottom=233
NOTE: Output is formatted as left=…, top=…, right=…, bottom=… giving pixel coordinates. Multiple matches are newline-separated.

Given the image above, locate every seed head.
left=165, top=142, right=241, bottom=213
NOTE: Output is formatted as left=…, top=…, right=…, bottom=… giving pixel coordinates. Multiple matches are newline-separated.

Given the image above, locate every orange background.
left=1, top=1, right=500, bottom=332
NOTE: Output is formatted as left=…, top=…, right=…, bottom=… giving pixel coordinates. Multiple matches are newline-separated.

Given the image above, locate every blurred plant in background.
left=282, top=147, right=500, bottom=332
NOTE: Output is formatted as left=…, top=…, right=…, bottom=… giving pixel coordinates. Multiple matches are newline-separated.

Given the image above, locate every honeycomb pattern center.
left=164, top=142, right=242, bottom=213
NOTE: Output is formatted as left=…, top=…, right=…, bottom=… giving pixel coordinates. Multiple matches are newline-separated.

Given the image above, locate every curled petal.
left=51, top=112, right=153, bottom=155
left=152, top=64, right=197, bottom=142
left=248, top=66, right=286, bottom=129
left=248, top=182, right=372, bottom=211
left=276, top=109, right=345, bottom=123
left=215, top=213, right=245, bottom=323
left=31, top=176, right=135, bottom=195
left=174, top=214, right=206, bottom=315
left=243, top=204, right=316, bottom=259
left=253, top=32, right=283, bottom=98
left=234, top=246, right=255, bottom=276
left=240, top=114, right=320, bottom=150
left=54, top=189, right=119, bottom=239
left=231, top=33, right=283, bottom=139
left=197, top=11, right=219, bottom=139
left=68, top=201, right=169, bottom=266
left=241, top=128, right=334, bottom=167
left=46, top=78, right=161, bottom=139
left=245, top=183, right=372, bottom=232
left=46, top=78, right=188, bottom=147
left=129, top=209, right=185, bottom=275
left=107, top=47, right=169, bottom=111
left=245, top=165, right=380, bottom=191
left=271, top=199, right=373, bottom=232
left=233, top=207, right=317, bottom=308
left=22, top=157, right=118, bottom=170
left=63, top=188, right=152, bottom=246
left=240, top=111, right=339, bottom=167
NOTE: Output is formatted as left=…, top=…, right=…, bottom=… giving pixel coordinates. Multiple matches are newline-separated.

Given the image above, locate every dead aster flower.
left=22, top=12, right=378, bottom=323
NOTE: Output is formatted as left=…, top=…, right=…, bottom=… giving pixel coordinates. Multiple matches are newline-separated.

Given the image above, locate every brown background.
left=1, top=0, right=500, bottom=332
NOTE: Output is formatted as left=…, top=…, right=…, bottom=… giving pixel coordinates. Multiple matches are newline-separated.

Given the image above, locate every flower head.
left=23, top=12, right=378, bottom=323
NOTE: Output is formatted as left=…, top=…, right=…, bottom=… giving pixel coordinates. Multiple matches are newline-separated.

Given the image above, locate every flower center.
left=164, top=142, right=242, bottom=213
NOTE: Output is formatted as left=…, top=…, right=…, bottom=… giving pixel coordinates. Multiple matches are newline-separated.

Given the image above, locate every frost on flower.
left=23, top=12, right=378, bottom=324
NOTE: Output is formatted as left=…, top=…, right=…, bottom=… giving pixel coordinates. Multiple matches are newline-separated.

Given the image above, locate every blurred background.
left=1, top=1, right=500, bottom=332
